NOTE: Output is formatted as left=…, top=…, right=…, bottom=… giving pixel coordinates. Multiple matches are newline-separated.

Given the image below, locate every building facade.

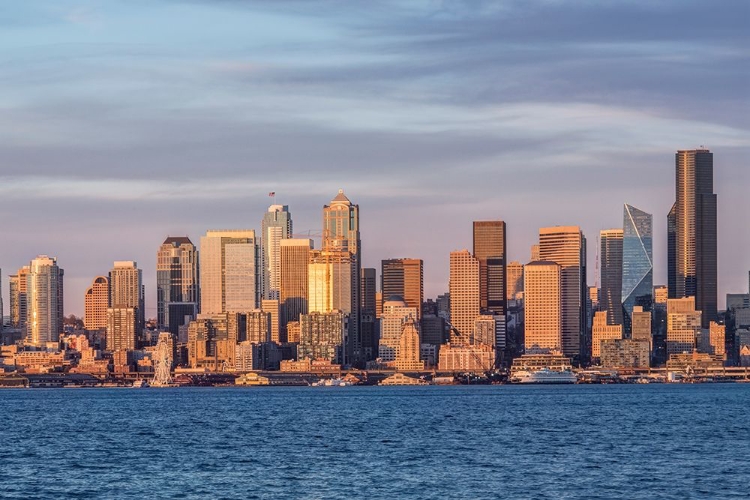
left=109, top=261, right=145, bottom=332
left=622, top=204, right=653, bottom=334
left=157, top=236, right=199, bottom=331
left=261, top=205, right=292, bottom=301
left=600, top=229, right=623, bottom=326
left=449, top=250, right=480, bottom=344
left=668, top=149, right=717, bottom=327
left=381, top=259, right=423, bottom=318
left=200, top=230, right=260, bottom=315
left=524, top=261, right=562, bottom=353
left=84, top=276, right=109, bottom=330
left=25, top=256, right=64, bottom=347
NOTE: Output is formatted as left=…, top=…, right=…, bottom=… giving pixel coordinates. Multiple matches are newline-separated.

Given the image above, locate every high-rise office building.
left=524, top=261, right=562, bottom=353
left=260, top=299, right=280, bottom=343
left=157, top=236, right=199, bottom=331
left=538, top=227, right=587, bottom=360
left=84, top=276, right=109, bottom=330
left=298, top=311, right=347, bottom=365
left=668, top=149, right=717, bottom=327
left=109, top=261, right=145, bottom=332
left=449, top=250, right=479, bottom=344
left=361, top=268, right=377, bottom=314
left=308, top=251, right=354, bottom=316
left=261, top=205, right=292, bottom=301
left=600, top=229, right=623, bottom=326
left=381, top=259, right=423, bottom=318
left=322, top=190, right=361, bottom=365
left=622, top=204, right=653, bottom=334
left=506, top=261, right=524, bottom=301
left=279, top=239, right=312, bottom=339
left=200, top=230, right=260, bottom=314
left=9, top=265, right=30, bottom=329
left=473, top=221, right=506, bottom=315
left=25, top=256, right=64, bottom=346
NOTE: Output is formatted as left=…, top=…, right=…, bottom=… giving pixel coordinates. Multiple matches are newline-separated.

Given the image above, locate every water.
left=2, top=384, right=749, bottom=499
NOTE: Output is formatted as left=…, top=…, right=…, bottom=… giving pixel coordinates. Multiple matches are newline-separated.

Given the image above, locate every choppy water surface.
left=2, top=384, right=749, bottom=499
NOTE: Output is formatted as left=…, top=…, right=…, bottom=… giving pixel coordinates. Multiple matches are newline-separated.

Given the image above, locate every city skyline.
left=1, top=1, right=749, bottom=316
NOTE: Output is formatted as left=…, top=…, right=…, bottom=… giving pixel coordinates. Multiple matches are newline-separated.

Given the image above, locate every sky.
left=1, top=0, right=748, bottom=317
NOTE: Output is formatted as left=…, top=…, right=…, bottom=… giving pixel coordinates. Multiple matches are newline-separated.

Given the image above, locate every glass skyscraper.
left=622, top=204, right=653, bottom=335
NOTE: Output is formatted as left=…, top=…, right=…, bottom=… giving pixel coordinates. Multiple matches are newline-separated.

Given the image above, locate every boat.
left=510, top=368, right=577, bottom=384
left=131, top=379, right=150, bottom=388
left=311, top=378, right=351, bottom=387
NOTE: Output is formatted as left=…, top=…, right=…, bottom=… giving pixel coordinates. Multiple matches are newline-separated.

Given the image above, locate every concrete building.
left=106, top=307, right=137, bottom=352
left=381, top=259, right=423, bottom=318
left=600, top=229, right=623, bottom=326
left=449, top=250, right=479, bottom=344
left=298, top=311, right=347, bottom=365
left=261, top=205, right=292, bottom=301
left=25, top=256, right=64, bottom=347
left=84, top=276, right=109, bottom=330
left=666, top=297, right=702, bottom=356
left=279, top=238, right=313, bottom=339
left=261, top=299, right=280, bottom=343
left=246, top=310, right=271, bottom=343
left=361, top=267, right=377, bottom=314
left=524, top=261, right=562, bottom=353
left=591, top=311, right=622, bottom=360
left=200, top=230, right=260, bottom=315
left=156, top=236, right=198, bottom=332
left=600, top=339, right=650, bottom=369
left=379, top=297, right=418, bottom=362
left=109, top=261, right=144, bottom=332
left=668, top=149, right=717, bottom=327
left=394, top=317, right=424, bottom=371
left=438, top=343, right=494, bottom=372
left=538, top=226, right=587, bottom=361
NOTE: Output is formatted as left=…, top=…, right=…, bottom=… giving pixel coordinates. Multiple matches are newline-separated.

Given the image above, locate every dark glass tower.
left=622, top=204, right=653, bottom=335
left=600, top=229, right=623, bottom=326
left=668, top=149, right=717, bottom=327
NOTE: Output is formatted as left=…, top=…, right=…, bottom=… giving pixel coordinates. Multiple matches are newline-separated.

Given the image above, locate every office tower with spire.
left=524, top=261, right=562, bottom=353
left=322, top=189, right=361, bottom=365
left=538, top=226, right=587, bottom=361
left=200, top=230, right=260, bottom=314
left=262, top=205, right=292, bottom=300
left=25, top=256, right=64, bottom=347
left=279, top=238, right=313, bottom=341
left=84, top=276, right=109, bottom=330
left=381, top=259, right=423, bottom=318
left=157, top=236, right=199, bottom=333
left=600, top=229, right=623, bottom=326
left=449, top=250, right=480, bottom=344
left=622, top=204, right=653, bottom=334
left=668, top=148, right=717, bottom=328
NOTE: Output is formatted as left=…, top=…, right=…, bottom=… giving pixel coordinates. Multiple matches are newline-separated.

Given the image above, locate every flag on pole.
left=268, top=192, right=275, bottom=197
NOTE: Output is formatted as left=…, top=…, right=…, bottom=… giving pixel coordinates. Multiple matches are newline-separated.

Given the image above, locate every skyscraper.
left=379, top=297, right=417, bottom=361
left=622, top=204, right=653, bottom=334
left=448, top=250, right=479, bottom=344
left=157, top=236, right=199, bottom=331
left=26, top=256, right=64, bottom=346
left=599, top=229, right=623, bottom=326
left=381, top=259, right=423, bottom=318
left=473, top=221, right=506, bottom=315
left=539, top=226, right=587, bottom=361
left=200, top=230, right=260, bottom=315
left=279, top=238, right=312, bottom=340
left=524, top=261, right=561, bottom=353
left=9, top=265, right=29, bottom=329
left=261, top=205, right=292, bottom=300
left=84, top=276, right=109, bottom=330
left=668, top=149, right=717, bottom=327
left=361, top=268, right=377, bottom=314
left=322, top=190, right=361, bottom=365
left=106, top=307, right=137, bottom=352
left=506, top=261, right=524, bottom=301
left=109, top=261, right=145, bottom=332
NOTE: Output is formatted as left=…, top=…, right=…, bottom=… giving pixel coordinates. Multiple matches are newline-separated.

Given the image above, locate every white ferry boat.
left=511, top=368, right=577, bottom=384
